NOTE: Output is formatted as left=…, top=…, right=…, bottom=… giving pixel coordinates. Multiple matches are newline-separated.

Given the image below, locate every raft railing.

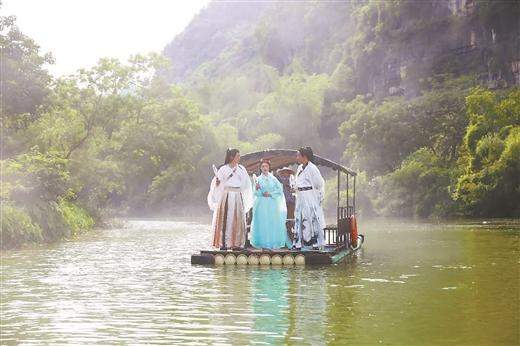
left=245, top=157, right=357, bottom=250
left=334, top=167, right=356, bottom=249
left=287, top=166, right=357, bottom=249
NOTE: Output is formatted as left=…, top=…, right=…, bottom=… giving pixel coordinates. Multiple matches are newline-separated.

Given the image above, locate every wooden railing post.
left=336, top=169, right=340, bottom=246
left=353, top=175, right=356, bottom=215
left=346, top=173, right=350, bottom=218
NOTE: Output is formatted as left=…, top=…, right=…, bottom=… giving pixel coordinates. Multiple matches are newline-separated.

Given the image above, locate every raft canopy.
left=191, top=149, right=364, bottom=265
left=239, top=149, right=356, bottom=176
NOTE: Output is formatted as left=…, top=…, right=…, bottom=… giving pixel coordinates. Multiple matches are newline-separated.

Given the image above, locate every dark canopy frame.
left=240, top=149, right=356, bottom=176
left=240, top=149, right=356, bottom=248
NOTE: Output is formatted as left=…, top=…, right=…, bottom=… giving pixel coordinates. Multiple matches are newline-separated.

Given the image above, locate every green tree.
left=254, top=65, right=330, bottom=148
left=377, top=148, right=458, bottom=218
left=455, top=88, right=520, bottom=216
left=338, top=77, right=472, bottom=177
left=1, top=14, right=53, bottom=156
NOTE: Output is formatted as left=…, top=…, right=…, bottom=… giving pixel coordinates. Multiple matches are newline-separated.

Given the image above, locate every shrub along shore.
left=2, top=2, right=518, bottom=249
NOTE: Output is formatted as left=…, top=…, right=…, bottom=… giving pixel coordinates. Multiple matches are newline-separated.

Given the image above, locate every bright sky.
left=2, top=0, right=209, bottom=76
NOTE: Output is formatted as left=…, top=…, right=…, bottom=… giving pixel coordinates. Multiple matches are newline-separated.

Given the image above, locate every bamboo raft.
left=192, top=149, right=365, bottom=266
left=191, top=238, right=364, bottom=266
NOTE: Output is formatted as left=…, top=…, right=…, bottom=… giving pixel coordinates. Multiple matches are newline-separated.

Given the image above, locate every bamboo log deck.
left=191, top=244, right=359, bottom=266
left=194, top=149, right=365, bottom=266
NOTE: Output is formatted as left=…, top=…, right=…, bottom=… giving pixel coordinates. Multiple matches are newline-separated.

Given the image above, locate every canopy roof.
left=240, top=149, right=356, bottom=176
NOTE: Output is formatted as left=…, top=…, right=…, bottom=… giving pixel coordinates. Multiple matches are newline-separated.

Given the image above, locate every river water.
left=1, top=218, right=519, bottom=345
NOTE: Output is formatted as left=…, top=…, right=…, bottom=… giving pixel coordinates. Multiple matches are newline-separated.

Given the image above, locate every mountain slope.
left=163, top=2, right=269, bottom=82
left=159, top=0, right=519, bottom=218
left=163, top=1, right=519, bottom=94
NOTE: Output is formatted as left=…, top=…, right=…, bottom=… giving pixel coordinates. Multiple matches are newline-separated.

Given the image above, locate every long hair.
left=260, top=158, right=271, bottom=170
left=224, top=148, right=240, bottom=164
left=298, top=146, right=314, bottom=163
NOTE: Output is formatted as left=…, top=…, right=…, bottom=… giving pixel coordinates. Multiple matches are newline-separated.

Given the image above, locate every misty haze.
left=1, top=1, right=519, bottom=344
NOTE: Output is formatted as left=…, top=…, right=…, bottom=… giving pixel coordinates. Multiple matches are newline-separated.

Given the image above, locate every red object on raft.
left=350, top=215, right=358, bottom=248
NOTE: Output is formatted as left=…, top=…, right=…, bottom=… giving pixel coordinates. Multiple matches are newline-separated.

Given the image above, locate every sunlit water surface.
left=1, top=218, right=519, bottom=345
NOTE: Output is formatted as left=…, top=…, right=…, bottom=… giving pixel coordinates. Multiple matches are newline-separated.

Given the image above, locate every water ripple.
left=1, top=218, right=519, bottom=344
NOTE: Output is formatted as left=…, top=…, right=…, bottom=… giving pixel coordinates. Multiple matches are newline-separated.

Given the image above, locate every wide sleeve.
left=216, top=165, right=226, bottom=183
left=208, top=165, right=229, bottom=210
left=310, top=164, right=325, bottom=203
left=295, top=165, right=303, bottom=187
left=239, top=165, right=253, bottom=213
left=271, top=175, right=287, bottom=218
left=270, top=174, right=283, bottom=197
left=207, top=176, right=223, bottom=211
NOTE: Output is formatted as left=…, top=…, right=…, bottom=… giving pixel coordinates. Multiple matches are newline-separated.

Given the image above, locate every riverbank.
left=0, top=203, right=210, bottom=250
left=2, top=207, right=517, bottom=251
left=1, top=199, right=95, bottom=250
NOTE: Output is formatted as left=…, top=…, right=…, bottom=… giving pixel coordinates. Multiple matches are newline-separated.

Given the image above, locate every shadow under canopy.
left=192, top=149, right=364, bottom=265
left=241, top=149, right=359, bottom=247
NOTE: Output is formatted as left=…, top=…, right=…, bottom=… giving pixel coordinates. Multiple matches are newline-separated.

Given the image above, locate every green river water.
left=1, top=218, right=519, bottom=345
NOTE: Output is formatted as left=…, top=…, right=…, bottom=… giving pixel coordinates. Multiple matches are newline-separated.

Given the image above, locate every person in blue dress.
left=250, top=159, right=291, bottom=249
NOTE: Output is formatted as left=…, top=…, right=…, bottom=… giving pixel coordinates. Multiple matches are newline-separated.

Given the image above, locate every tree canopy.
left=2, top=1, right=519, bottom=248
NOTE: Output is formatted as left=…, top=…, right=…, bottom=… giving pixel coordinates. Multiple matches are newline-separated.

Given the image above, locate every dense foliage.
left=455, top=88, right=520, bottom=216
left=1, top=16, right=213, bottom=248
left=1, top=1, right=519, bottom=248
left=162, top=0, right=518, bottom=219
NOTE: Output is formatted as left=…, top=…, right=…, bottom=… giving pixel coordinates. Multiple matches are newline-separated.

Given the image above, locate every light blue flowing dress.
left=250, top=173, right=290, bottom=249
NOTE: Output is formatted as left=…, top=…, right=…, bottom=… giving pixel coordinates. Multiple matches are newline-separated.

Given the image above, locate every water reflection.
left=250, top=268, right=289, bottom=343
left=0, top=219, right=518, bottom=344
left=248, top=266, right=341, bottom=345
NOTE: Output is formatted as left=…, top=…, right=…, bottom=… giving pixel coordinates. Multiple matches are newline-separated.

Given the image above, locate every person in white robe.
left=293, top=147, right=326, bottom=249
left=207, top=149, right=253, bottom=249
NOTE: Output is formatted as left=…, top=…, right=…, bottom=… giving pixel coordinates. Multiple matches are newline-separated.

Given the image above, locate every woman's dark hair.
left=260, top=159, right=271, bottom=170
left=298, top=146, right=314, bottom=162
left=224, top=148, right=240, bottom=164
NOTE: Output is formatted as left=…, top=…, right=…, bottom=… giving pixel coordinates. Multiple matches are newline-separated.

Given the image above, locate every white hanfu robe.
left=294, top=161, right=326, bottom=248
left=207, top=164, right=253, bottom=249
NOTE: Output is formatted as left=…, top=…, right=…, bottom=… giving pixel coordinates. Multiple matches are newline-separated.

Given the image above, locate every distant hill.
left=163, top=2, right=269, bottom=82
left=159, top=0, right=519, bottom=218
left=162, top=0, right=519, bottom=97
